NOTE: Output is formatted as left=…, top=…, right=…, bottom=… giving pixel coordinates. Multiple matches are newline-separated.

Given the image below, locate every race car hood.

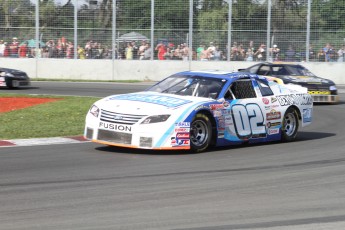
left=94, top=91, right=210, bottom=115
left=278, top=75, right=332, bottom=84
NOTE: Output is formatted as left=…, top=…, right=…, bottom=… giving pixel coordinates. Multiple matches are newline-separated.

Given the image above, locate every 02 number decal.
left=232, top=104, right=266, bottom=139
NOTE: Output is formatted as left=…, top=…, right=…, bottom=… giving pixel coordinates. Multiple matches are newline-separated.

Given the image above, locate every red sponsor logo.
left=175, top=128, right=188, bottom=132
left=177, top=132, right=190, bottom=139
left=262, top=98, right=270, bottom=104
left=210, top=104, right=224, bottom=110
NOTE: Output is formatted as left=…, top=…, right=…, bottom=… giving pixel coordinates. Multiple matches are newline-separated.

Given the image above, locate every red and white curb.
left=0, top=136, right=89, bottom=148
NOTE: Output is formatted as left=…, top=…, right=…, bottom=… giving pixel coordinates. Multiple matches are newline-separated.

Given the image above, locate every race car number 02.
left=232, top=104, right=266, bottom=139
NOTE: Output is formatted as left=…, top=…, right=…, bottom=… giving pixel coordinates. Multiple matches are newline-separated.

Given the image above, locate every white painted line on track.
left=0, top=136, right=89, bottom=148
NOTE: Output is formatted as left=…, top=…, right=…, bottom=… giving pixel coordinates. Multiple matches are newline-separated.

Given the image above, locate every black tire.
left=6, top=79, right=16, bottom=89
left=190, top=113, right=212, bottom=152
left=281, top=107, right=299, bottom=142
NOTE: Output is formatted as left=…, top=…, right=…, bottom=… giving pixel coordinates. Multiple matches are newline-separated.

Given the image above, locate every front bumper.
left=311, top=94, right=339, bottom=103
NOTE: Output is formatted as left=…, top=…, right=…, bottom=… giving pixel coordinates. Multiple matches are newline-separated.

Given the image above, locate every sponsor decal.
left=266, top=110, right=281, bottom=120
left=308, top=90, right=331, bottom=95
left=210, top=103, right=224, bottom=110
left=267, top=128, right=280, bottom=135
left=99, top=122, right=132, bottom=132
left=303, top=108, right=312, bottom=123
left=276, top=94, right=312, bottom=106
left=238, top=73, right=251, bottom=78
left=267, top=122, right=281, bottom=128
left=271, top=97, right=277, bottom=103
left=108, top=94, right=192, bottom=108
left=217, top=117, right=225, bottom=129
left=176, top=122, right=190, bottom=127
left=175, top=128, right=189, bottom=132
left=223, top=101, right=230, bottom=108
left=171, top=137, right=189, bottom=146
left=262, top=98, right=270, bottom=104
left=213, top=110, right=222, bottom=117
left=194, top=105, right=210, bottom=111
left=176, top=132, right=190, bottom=139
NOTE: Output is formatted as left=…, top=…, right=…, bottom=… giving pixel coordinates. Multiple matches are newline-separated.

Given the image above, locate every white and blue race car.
left=84, top=70, right=313, bottom=152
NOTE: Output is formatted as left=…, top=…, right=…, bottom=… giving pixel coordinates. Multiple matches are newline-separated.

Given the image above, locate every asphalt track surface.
left=1, top=82, right=345, bottom=230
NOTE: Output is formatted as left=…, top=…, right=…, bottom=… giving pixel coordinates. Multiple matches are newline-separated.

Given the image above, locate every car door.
left=222, top=78, right=268, bottom=142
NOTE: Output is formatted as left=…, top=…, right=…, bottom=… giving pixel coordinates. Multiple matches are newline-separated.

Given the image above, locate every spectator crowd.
left=0, top=36, right=344, bottom=62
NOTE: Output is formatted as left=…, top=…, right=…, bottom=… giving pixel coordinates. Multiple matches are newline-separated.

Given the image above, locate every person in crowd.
left=196, top=44, right=205, bottom=60
left=245, top=48, right=254, bottom=61
left=254, top=43, right=266, bottom=61
left=181, top=43, right=190, bottom=61
left=213, top=45, right=223, bottom=61
left=285, top=45, right=295, bottom=61
left=125, top=42, right=133, bottom=60
left=131, top=41, right=138, bottom=60
left=207, top=42, right=216, bottom=60
left=173, top=44, right=182, bottom=60
left=56, top=38, right=65, bottom=58
left=322, top=43, right=337, bottom=62
left=143, top=43, right=152, bottom=60
left=9, top=37, right=19, bottom=58
left=230, top=42, right=239, bottom=61
left=164, top=43, right=175, bottom=60
left=155, top=42, right=166, bottom=60
left=138, top=40, right=147, bottom=60
left=200, top=48, right=211, bottom=61
left=77, top=45, right=86, bottom=59
left=66, top=41, right=74, bottom=59
left=317, top=48, right=325, bottom=62
left=46, top=40, right=56, bottom=58
left=18, top=42, right=28, bottom=58
left=270, top=44, right=280, bottom=61
left=337, top=45, right=345, bottom=62
left=0, top=40, right=5, bottom=57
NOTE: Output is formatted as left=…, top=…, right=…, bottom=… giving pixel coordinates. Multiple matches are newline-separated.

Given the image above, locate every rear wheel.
left=281, top=107, right=299, bottom=141
left=190, top=113, right=212, bottom=152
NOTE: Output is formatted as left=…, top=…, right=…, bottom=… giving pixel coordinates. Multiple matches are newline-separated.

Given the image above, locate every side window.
left=257, top=79, right=274, bottom=96
left=230, top=80, right=257, bottom=99
left=257, top=66, right=271, bottom=76
left=275, top=66, right=289, bottom=75
left=224, top=89, right=234, bottom=100
left=247, top=65, right=260, bottom=74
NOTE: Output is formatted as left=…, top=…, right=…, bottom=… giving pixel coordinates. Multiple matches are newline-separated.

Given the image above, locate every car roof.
left=258, top=62, right=303, bottom=67
left=176, top=70, right=264, bottom=82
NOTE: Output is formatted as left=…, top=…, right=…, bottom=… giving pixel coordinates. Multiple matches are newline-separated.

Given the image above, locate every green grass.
left=0, top=94, right=99, bottom=139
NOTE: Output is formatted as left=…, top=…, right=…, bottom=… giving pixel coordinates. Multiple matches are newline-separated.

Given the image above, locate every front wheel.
left=281, top=107, right=299, bottom=142
left=190, top=113, right=212, bottom=152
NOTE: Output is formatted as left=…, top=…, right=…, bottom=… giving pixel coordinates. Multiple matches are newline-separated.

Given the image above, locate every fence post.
left=306, top=0, right=311, bottom=62
left=227, top=0, right=232, bottom=62
left=188, top=0, right=193, bottom=69
left=150, top=0, right=154, bottom=60
left=266, top=0, right=271, bottom=61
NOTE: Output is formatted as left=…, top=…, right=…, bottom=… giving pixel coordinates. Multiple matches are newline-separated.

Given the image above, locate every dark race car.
left=0, top=67, right=31, bottom=89
left=240, top=62, right=338, bottom=104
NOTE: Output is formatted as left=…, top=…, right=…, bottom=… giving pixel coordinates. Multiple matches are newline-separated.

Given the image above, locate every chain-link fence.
left=0, top=0, right=344, bottom=62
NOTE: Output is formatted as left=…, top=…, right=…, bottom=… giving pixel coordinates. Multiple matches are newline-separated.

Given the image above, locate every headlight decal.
left=141, top=114, right=170, bottom=124
left=89, top=105, right=100, bottom=118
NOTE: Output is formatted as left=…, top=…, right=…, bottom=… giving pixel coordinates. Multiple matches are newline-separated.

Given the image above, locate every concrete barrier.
left=1, top=58, right=343, bottom=84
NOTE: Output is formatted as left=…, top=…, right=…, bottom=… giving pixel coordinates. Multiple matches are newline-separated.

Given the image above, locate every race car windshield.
left=146, top=75, right=225, bottom=99
left=285, top=66, right=316, bottom=77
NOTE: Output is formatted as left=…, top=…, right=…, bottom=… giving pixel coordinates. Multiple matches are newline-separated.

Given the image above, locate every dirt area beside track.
left=0, top=97, right=61, bottom=113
